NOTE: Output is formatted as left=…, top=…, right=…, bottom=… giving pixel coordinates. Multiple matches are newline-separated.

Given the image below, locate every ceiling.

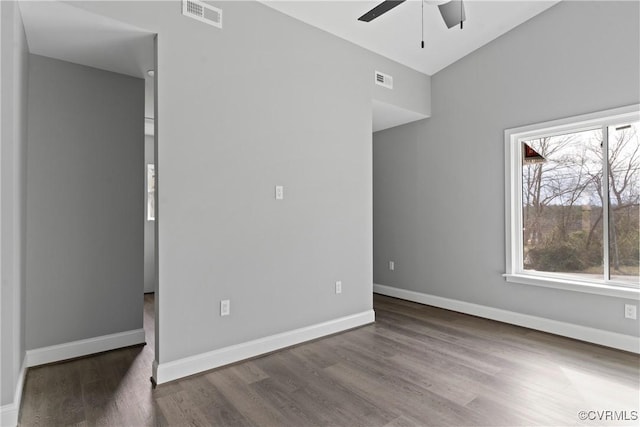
left=19, top=1, right=560, bottom=79
left=17, top=0, right=559, bottom=132
left=372, top=100, right=428, bottom=132
left=19, top=1, right=155, bottom=79
left=19, top=1, right=156, bottom=118
left=260, top=0, right=559, bottom=75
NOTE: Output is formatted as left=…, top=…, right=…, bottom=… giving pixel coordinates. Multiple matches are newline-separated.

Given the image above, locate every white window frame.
left=504, top=104, right=640, bottom=298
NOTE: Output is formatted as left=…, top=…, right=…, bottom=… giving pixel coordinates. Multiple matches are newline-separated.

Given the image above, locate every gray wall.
left=0, top=0, right=28, bottom=407
left=26, top=55, right=144, bottom=350
left=144, top=134, right=155, bottom=294
left=373, top=0, right=640, bottom=336
left=72, top=0, right=430, bottom=365
left=373, top=59, right=431, bottom=118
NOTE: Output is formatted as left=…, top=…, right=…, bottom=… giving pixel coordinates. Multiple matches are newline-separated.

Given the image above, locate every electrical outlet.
left=275, top=185, right=284, bottom=200
left=389, top=261, right=395, bottom=271
left=220, top=299, right=230, bottom=316
left=624, top=304, right=637, bottom=320
left=335, top=281, right=342, bottom=294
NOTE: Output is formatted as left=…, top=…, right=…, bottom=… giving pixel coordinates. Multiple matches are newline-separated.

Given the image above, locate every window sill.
left=503, top=273, right=639, bottom=299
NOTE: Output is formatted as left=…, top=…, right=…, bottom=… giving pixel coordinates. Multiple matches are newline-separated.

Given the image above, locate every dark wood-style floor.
left=19, top=294, right=640, bottom=426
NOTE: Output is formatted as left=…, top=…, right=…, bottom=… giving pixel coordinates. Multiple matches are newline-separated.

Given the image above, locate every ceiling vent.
left=182, top=0, right=222, bottom=29
left=375, top=70, right=393, bottom=90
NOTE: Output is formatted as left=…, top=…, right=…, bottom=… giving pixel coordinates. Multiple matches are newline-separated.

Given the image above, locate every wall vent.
left=375, top=70, right=393, bottom=89
left=182, top=0, right=222, bottom=29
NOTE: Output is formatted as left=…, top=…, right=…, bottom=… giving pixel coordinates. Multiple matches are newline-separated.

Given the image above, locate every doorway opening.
left=17, top=0, right=159, bottom=381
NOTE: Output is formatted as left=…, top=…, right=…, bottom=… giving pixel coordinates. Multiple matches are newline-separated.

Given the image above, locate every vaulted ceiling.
left=260, top=1, right=559, bottom=75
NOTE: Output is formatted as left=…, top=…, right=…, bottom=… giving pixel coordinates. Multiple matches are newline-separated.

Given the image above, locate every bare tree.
left=522, top=123, right=639, bottom=276
left=607, top=126, right=640, bottom=272
left=522, top=134, right=596, bottom=246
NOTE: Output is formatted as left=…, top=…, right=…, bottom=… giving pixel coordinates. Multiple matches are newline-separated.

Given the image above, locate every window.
left=147, top=164, right=155, bottom=221
left=505, top=105, right=639, bottom=297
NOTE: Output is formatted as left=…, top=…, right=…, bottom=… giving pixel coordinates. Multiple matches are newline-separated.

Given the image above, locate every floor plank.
left=18, top=293, right=640, bottom=426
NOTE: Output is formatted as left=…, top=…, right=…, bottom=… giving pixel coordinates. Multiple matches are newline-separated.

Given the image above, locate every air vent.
left=182, top=0, right=222, bottom=29
left=375, top=70, right=393, bottom=89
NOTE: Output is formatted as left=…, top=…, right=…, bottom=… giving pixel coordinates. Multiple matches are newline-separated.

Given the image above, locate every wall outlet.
left=220, top=299, right=230, bottom=316
left=624, top=304, right=637, bottom=320
left=389, top=261, right=395, bottom=271
left=335, top=281, right=342, bottom=294
left=275, top=185, right=284, bottom=200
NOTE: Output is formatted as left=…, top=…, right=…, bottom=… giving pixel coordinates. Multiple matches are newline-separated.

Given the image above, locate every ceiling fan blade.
left=358, top=0, right=406, bottom=22
left=438, top=0, right=466, bottom=29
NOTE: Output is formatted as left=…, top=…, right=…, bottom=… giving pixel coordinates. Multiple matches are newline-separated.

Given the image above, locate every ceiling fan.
left=358, top=0, right=466, bottom=30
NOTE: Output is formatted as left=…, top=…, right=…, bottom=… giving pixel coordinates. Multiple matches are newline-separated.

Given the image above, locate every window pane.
left=147, top=164, right=155, bottom=221
left=522, top=129, right=604, bottom=279
left=608, top=122, right=639, bottom=285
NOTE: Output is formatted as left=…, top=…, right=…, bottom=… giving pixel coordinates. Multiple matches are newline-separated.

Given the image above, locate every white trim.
left=504, top=273, right=639, bottom=299
left=0, top=357, right=26, bottom=427
left=0, top=402, right=19, bottom=427
left=373, top=284, right=640, bottom=354
left=505, top=105, right=640, bottom=143
left=153, top=310, right=375, bottom=385
left=26, top=329, right=146, bottom=368
left=602, top=126, right=611, bottom=280
left=504, top=104, right=640, bottom=294
left=152, top=359, right=160, bottom=384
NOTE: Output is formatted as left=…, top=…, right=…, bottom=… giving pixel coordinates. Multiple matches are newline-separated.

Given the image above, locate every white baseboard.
left=26, top=329, right=146, bottom=368
left=0, top=356, right=26, bottom=427
left=154, top=310, right=375, bottom=385
left=0, top=404, right=19, bottom=427
left=373, top=284, right=640, bottom=354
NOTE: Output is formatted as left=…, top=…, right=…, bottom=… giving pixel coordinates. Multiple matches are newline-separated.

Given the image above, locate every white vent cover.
left=375, top=70, right=393, bottom=89
left=182, top=0, right=222, bottom=29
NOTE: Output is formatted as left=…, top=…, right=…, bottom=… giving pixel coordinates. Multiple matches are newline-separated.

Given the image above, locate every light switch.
left=275, top=185, right=284, bottom=200
left=220, top=299, right=230, bottom=316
